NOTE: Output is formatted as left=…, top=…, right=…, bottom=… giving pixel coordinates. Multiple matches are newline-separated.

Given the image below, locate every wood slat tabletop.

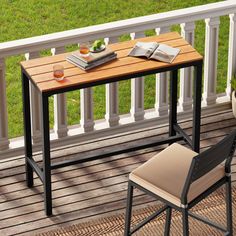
left=20, top=32, right=203, bottom=94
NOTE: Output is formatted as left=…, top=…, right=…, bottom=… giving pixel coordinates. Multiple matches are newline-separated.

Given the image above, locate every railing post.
left=51, top=47, right=68, bottom=138
left=130, top=31, right=145, bottom=121
left=0, top=58, right=9, bottom=150
left=80, top=88, right=94, bottom=132
left=25, top=51, right=42, bottom=144
left=226, top=13, right=236, bottom=98
left=203, top=17, right=220, bottom=106
left=105, top=36, right=119, bottom=127
left=155, top=27, right=170, bottom=116
left=179, top=22, right=195, bottom=111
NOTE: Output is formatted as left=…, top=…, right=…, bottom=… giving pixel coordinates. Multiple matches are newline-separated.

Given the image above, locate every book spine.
left=84, top=54, right=117, bottom=70
left=68, top=55, right=88, bottom=67
left=67, top=54, right=117, bottom=71
left=148, top=43, right=159, bottom=59
left=66, top=59, right=84, bottom=70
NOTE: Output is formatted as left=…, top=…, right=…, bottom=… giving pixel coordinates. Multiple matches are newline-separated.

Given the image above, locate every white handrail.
left=179, top=22, right=195, bottom=111
left=0, top=0, right=235, bottom=159
left=27, top=51, right=42, bottom=144
left=203, top=17, right=220, bottom=105
left=105, top=36, right=120, bottom=127
left=155, top=27, right=170, bottom=116
left=80, top=88, right=94, bottom=132
left=0, top=58, right=9, bottom=151
left=0, top=1, right=236, bottom=57
left=130, top=32, right=145, bottom=122
left=52, top=47, right=68, bottom=138
left=226, top=13, right=236, bottom=97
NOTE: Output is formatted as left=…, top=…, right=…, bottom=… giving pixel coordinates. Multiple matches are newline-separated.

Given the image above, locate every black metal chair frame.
left=124, top=130, right=236, bottom=236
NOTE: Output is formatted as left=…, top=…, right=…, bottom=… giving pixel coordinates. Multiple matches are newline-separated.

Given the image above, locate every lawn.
left=0, top=0, right=226, bottom=138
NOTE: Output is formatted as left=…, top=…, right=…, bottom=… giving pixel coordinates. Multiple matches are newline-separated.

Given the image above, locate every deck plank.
left=0, top=109, right=236, bottom=235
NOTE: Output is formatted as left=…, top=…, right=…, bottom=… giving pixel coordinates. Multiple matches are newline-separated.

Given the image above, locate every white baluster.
left=80, top=88, right=94, bottom=132
left=130, top=31, right=145, bottom=121
left=155, top=27, right=170, bottom=116
left=203, top=17, right=220, bottom=106
left=226, top=14, right=236, bottom=98
left=105, top=36, right=119, bottom=127
left=0, top=58, right=9, bottom=150
left=26, top=51, right=42, bottom=144
left=51, top=47, right=68, bottom=138
left=179, top=22, right=195, bottom=111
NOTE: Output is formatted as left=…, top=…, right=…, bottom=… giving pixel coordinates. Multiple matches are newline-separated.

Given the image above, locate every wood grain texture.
left=0, top=109, right=235, bottom=235
left=27, top=40, right=192, bottom=77
left=20, top=32, right=203, bottom=93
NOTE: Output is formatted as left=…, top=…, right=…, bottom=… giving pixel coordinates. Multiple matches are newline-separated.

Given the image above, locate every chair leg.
left=182, top=208, right=189, bottom=236
left=226, top=178, right=233, bottom=236
left=124, top=181, right=134, bottom=236
left=164, top=207, right=172, bottom=236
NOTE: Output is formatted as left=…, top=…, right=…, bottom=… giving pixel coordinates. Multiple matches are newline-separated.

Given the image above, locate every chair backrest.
left=181, top=129, right=236, bottom=203
left=192, top=129, right=236, bottom=181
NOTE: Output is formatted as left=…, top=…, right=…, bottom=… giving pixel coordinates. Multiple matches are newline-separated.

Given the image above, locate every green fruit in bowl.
left=92, top=40, right=103, bottom=51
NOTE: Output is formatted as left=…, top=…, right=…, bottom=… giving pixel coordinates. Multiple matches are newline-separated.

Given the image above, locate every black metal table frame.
left=21, top=59, right=203, bottom=216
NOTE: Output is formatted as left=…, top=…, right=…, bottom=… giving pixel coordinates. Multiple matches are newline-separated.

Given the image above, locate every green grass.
left=0, top=0, right=226, bottom=138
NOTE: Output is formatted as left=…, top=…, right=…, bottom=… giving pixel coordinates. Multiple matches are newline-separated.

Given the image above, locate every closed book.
left=67, top=53, right=117, bottom=71
left=72, top=48, right=115, bottom=64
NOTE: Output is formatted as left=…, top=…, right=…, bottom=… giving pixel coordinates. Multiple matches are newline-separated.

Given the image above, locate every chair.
left=124, top=130, right=236, bottom=236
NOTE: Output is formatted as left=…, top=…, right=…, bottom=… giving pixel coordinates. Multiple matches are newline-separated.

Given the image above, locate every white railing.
left=0, top=0, right=236, bottom=158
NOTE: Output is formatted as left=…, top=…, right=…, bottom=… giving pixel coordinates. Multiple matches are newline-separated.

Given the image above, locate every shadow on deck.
left=0, top=109, right=236, bottom=235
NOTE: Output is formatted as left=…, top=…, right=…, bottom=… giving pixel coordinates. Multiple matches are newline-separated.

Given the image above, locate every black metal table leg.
left=124, top=181, right=134, bottom=236
left=169, top=69, right=178, bottom=137
left=192, top=62, right=203, bottom=152
left=22, top=70, right=34, bottom=187
left=21, top=53, right=203, bottom=216
left=41, top=94, right=52, bottom=216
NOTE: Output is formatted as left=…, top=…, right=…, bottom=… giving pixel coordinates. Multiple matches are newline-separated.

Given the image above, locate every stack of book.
left=67, top=48, right=117, bottom=71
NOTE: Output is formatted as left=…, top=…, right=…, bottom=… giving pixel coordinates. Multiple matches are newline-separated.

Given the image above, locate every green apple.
left=92, top=40, right=103, bottom=50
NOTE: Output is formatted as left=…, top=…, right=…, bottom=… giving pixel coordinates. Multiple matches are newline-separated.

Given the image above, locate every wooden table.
left=21, top=32, right=203, bottom=216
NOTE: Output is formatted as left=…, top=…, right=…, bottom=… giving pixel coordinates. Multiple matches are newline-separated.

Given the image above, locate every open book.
left=128, top=42, right=180, bottom=63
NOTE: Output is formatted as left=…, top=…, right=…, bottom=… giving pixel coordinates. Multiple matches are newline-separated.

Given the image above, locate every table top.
left=21, top=32, right=203, bottom=94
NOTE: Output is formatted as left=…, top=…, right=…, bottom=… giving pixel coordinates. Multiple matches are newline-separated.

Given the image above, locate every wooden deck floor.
left=0, top=109, right=236, bottom=236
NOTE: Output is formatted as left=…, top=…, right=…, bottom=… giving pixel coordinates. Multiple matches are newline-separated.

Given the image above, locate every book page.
left=129, top=42, right=158, bottom=58
left=150, top=43, right=180, bottom=63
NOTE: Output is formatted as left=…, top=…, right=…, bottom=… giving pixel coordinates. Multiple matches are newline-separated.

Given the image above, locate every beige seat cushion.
left=129, top=143, right=225, bottom=207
